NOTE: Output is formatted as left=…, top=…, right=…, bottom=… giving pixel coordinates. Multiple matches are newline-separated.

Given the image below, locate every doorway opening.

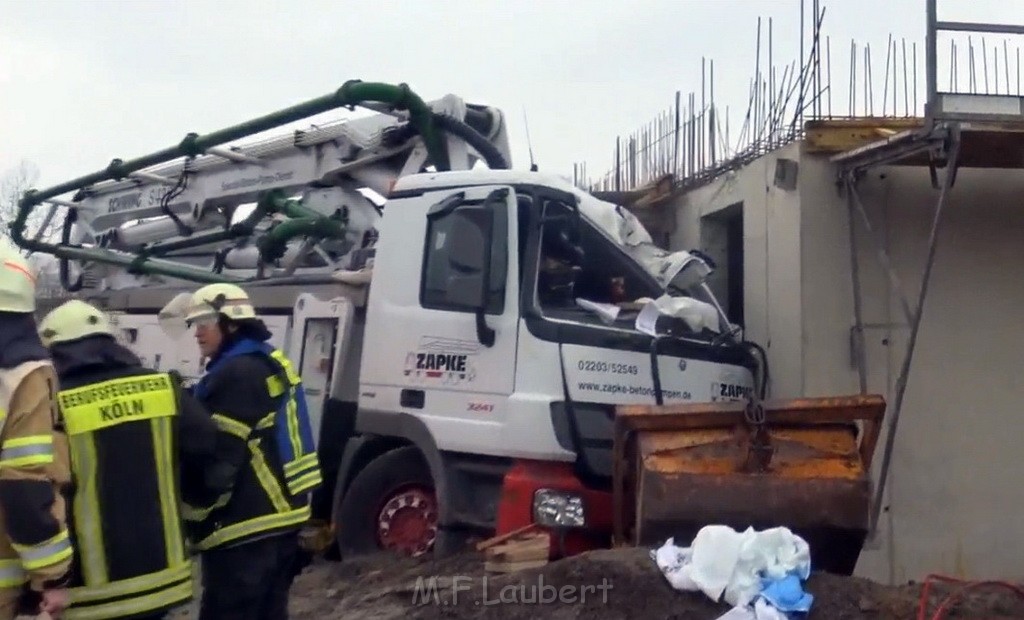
left=700, top=202, right=744, bottom=328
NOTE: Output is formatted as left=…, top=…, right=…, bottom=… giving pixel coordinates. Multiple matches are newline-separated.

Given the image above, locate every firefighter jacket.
left=184, top=335, right=322, bottom=552
left=49, top=335, right=218, bottom=620
left=0, top=312, right=73, bottom=594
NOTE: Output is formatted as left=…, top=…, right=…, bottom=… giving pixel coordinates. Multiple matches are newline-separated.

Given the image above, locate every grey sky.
left=2, top=0, right=1021, bottom=193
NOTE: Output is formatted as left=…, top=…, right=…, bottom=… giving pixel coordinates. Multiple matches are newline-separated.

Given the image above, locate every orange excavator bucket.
left=612, top=394, right=885, bottom=575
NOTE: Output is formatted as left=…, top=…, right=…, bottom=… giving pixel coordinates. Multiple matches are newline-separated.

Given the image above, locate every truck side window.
left=420, top=198, right=508, bottom=315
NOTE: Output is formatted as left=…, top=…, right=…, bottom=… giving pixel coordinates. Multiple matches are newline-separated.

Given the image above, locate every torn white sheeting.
left=569, top=185, right=713, bottom=292
left=635, top=294, right=721, bottom=336
left=651, top=525, right=811, bottom=609
left=575, top=298, right=621, bottom=324
left=634, top=299, right=661, bottom=337
left=572, top=194, right=653, bottom=247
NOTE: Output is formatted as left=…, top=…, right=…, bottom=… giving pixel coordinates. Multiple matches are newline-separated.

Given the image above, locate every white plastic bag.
left=652, top=525, right=812, bottom=609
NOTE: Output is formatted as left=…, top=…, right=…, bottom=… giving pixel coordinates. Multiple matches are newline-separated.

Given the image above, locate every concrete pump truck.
left=12, top=80, right=886, bottom=575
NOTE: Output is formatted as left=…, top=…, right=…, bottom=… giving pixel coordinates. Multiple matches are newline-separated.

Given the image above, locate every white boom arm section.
left=55, top=93, right=510, bottom=291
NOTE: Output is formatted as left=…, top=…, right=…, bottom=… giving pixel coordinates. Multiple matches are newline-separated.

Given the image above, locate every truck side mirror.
left=444, top=205, right=497, bottom=346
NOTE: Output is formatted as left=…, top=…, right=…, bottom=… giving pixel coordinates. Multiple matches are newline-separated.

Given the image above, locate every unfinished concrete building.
left=577, top=2, right=1024, bottom=583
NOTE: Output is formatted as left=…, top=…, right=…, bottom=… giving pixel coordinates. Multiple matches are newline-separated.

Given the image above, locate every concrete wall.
left=671, top=142, right=805, bottom=398
left=666, top=142, right=1024, bottom=584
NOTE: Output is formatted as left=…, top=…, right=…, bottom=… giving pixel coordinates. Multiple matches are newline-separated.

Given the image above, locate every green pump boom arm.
left=9, top=80, right=457, bottom=284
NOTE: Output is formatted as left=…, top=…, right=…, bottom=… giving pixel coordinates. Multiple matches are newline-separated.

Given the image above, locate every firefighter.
left=36, top=299, right=219, bottom=619
left=168, top=282, right=322, bottom=620
left=0, top=241, right=73, bottom=620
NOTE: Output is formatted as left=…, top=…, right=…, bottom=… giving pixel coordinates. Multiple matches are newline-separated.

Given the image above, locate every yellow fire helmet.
left=0, top=238, right=37, bottom=314
left=158, top=282, right=256, bottom=339
left=38, top=299, right=114, bottom=347
left=184, top=283, right=257, bottom=323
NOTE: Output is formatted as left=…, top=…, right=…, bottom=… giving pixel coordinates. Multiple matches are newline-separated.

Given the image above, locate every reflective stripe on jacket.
left=185, top=337, right=320, bottom=551
left=0, top=360, right=73, bottom=592
left=55, top=370, right=193, bottom=619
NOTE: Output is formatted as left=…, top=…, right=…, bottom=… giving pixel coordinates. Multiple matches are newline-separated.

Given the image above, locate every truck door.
left=360, top=184, right=520, bottom=454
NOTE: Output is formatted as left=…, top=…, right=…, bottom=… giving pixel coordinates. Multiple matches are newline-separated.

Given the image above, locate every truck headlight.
left=533, top=489, right=586, bottom=527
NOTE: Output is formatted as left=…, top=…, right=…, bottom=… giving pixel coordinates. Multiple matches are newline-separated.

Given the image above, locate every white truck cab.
left=87, top=167, right=760, bottom=559
left=333, top=168, right=760, bottom=557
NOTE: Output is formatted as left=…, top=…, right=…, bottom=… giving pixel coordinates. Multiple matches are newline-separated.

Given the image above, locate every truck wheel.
left=335, top=446, right=439, bottom=558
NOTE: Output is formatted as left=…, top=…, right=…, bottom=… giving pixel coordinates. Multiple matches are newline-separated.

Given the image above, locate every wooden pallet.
left=476, top=524, right=551, bottom=573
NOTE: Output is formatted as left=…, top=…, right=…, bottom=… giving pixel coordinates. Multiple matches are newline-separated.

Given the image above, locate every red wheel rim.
left=376, top=485, right=438, bottom=557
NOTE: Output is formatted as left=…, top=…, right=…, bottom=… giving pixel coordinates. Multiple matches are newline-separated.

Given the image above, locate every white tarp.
left=634, top=294, right=722, bottom=335
left=652, top=525, right=814, bottom=618
left=570, top=187, right=712, bottom=292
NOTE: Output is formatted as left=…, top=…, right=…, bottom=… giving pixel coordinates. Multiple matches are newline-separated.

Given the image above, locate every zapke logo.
left=710, top=382, right=753, bottom=401
left=403, top=336, right=481, bottom=386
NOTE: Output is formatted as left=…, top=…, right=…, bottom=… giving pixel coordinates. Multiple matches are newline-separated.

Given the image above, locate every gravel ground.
left=281, top=548, right=1024, bottom=620
left=16, top=548, right=1024, bottom=619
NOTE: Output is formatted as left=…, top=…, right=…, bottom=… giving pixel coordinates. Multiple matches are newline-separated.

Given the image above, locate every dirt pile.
left=287, top=547, right=1024, bottom=620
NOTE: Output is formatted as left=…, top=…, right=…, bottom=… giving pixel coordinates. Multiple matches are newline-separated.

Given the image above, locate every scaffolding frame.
left=834, top=123, right=961, bottom=537
left=925, top=0, right=1024, bottom=124
left=827, top=0, right=1024, bottom=537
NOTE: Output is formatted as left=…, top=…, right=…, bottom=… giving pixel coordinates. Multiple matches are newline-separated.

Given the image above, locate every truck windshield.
left=534, top=197, right=729, bottom=343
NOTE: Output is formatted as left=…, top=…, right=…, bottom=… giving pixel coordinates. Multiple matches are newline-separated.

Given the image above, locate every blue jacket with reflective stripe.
left=193, top=337, right=322, bottom=498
